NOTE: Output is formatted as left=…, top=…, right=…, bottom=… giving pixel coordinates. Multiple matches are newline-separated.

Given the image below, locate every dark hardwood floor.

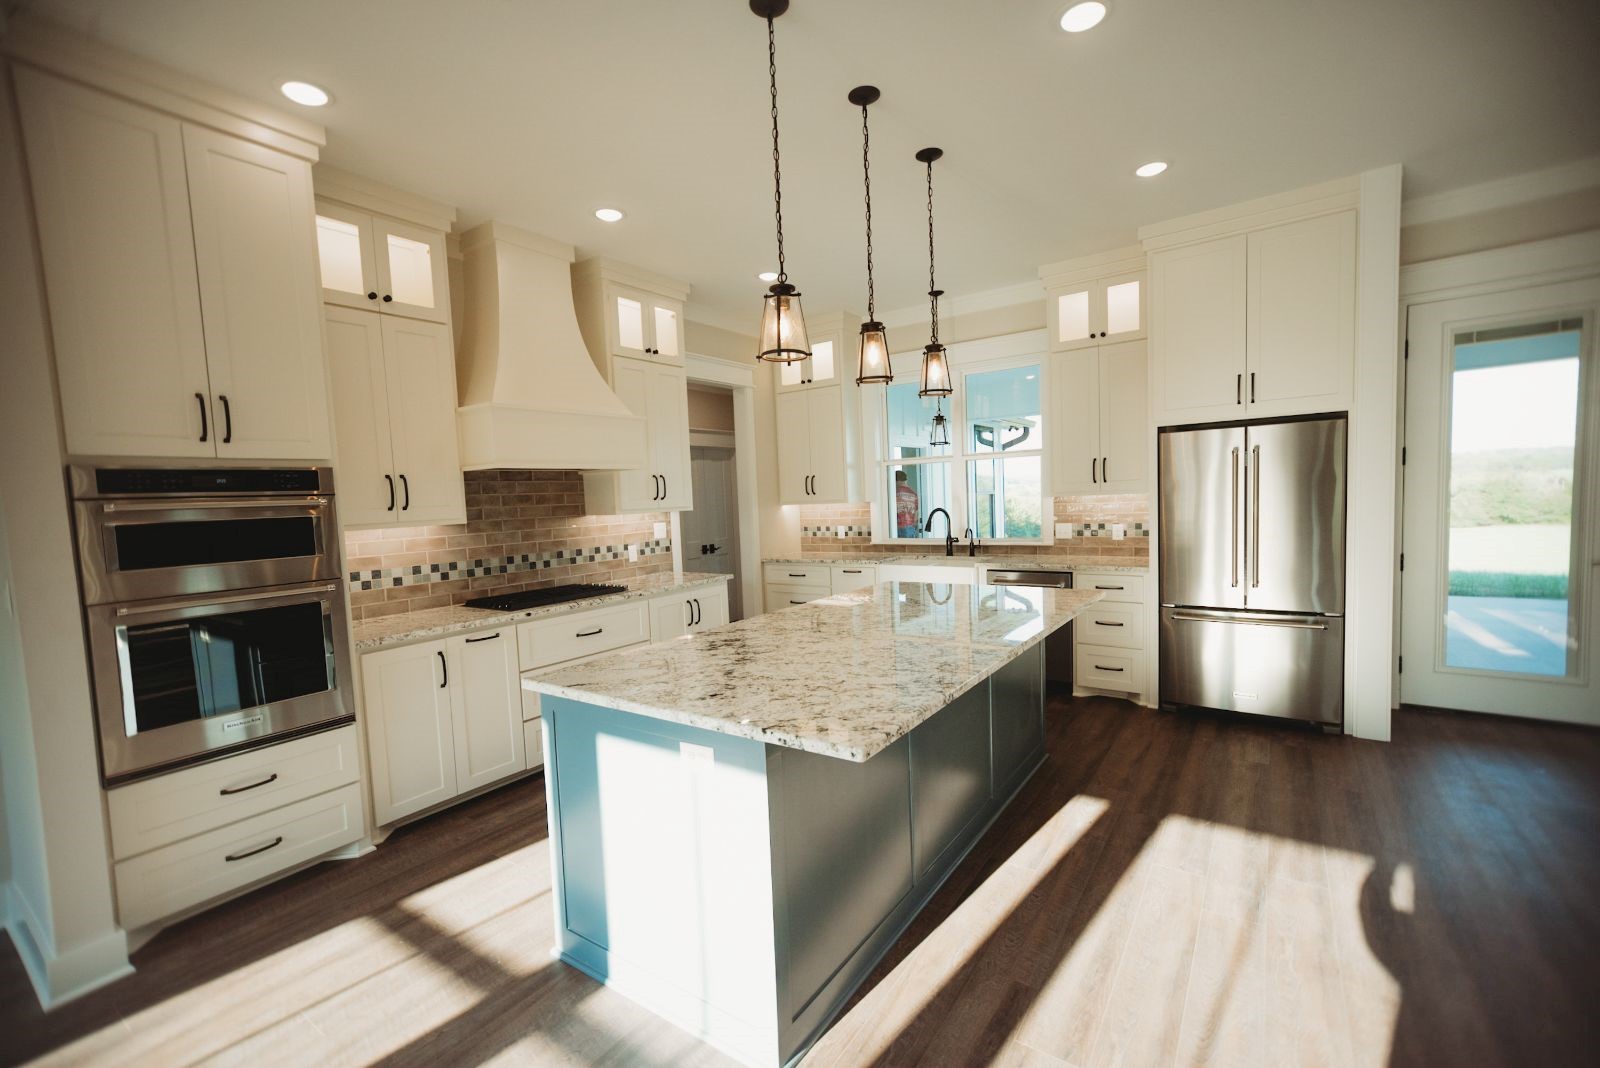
left=3, top=697, right=1597, bottom=1067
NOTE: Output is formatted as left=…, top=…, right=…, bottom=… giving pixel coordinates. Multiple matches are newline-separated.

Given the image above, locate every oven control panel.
left=84, top=467, right=331, bottom=497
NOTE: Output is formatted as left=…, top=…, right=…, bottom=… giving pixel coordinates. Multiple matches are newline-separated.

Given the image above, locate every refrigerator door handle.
left=1251, top=443, right=1261, bottom=588
left=1170, top=611, right=1328, bottom=630
left=1230, top=446, right=1240, bottom=588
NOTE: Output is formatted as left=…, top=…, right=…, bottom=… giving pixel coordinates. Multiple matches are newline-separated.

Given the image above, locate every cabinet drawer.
left=763, top=563, right=830, bottom=588
left=1075, top=601, right=1145, bottom=650
left=114, top=782, right=362, bottom=929
left=519, top=602, right=650, bottom=671
left=1074, top=573, right=1145, bottom=603
left=524, top=718, right=545, bottom=771
left=106, top=726, right=360, bottom=861
left=1075, top=644, right=1144, bottom=692
left=766, top=583, right=825, bottom=611
left=830, top=564, right=877, bottom=593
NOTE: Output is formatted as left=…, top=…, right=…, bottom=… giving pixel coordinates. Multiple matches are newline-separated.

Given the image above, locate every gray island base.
left=525, top=582, right=1103, bottom=1067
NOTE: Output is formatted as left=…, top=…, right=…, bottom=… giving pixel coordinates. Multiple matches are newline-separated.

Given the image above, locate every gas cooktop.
left=462, top=584, right=628, bottom=612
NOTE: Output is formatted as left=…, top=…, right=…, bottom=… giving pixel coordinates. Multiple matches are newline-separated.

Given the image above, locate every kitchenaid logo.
left=225, top=714, right=266, bottom=731
left=1232, top=691, right=1258, bottom=701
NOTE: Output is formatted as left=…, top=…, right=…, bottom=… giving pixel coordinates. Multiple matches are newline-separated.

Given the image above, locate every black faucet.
left=964, top=526, right=980, bottom=558
left=924, top=508, right=956, bottom=557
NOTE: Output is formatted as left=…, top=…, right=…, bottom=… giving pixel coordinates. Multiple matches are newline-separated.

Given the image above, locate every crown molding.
left=313, top=165, right=456, bottom=233
left=877, top=278, right=1043, bottom=330
left=1039, top=244, right=1146, bottom=288
left=1139, top=174, right=1361, bottom=251
left=1401, top=156, right=1600, bottom=228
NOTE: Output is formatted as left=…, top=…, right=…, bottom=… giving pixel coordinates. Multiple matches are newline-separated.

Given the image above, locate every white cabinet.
left=776, top=338, right=839, bottom=392
left=326, top=307, right=466, bottom=527
left=1047, top=269, right=1146, bottom=351
left=583, top=355, right=693, bottom=513
left=1051, top=340, right=1148, bottom=495
left=314, top=198, right=450, bottom=324
left=651, top=584, right=730, bottom=641
left=830, top=564, right=876, bottom=592
left=362, top=631, right=527, bottom=826
left=1072, top=572, right=1149, bottom=703
left=573, top=259, right=687, bottom=367
left=1148, top=211, right=1355, bottom=426
left=15, top=67, right=331, bottom=461
left=776, top=384, right=855, bottom=504
left=447, top=630, right=525, bottom=795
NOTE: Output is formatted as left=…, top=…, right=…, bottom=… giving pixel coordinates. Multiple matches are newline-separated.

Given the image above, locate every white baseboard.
left=2, top=881, right=132, bottom=1011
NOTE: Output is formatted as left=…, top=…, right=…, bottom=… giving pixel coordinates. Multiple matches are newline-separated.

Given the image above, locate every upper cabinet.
left=1040, top=249, right=1147, bottom=353
left=573, top=259, right=694, bottom=512
left=1143, top=187, right=1358, bottom=426
left=14, top=66, right=331, bottom=460
left=776, top=337, right=839, bottom=392
left=315, top=199, right=450, bottom=324
left=771, top=313, right=864, bottom=505
left=1051, top=340, right=1148, bottom=496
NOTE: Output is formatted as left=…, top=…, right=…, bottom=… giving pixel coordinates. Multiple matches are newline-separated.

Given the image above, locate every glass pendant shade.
left=856, top=321, right=891, bottom=384
left=919, top=343, right=952, bottom=397
left=757, top=284, right=811, bottom=364
left=930, top=405, right=950, bottom=447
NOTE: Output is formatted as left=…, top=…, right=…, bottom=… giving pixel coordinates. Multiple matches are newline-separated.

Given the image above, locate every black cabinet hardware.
left=196, top=393, right=208, bottom=442
left=842, top=568, right=862, bottom=574
left=660, top=475, right=667, bottom=498
left=787, top=572, right=805, bottom=578
left=1250, top=372, right=1256, bottom=403
left=1093, top=664, right=1125, bottom=672
left=789, top=600, right=805, bottom=605
left=225, top=836, right=283, bottom=862
left=219, top=773, right=278, bottom=796
left=385, top=474, right=395, bottom=511
left=399, top=473, right=410, bottom=510
left=1235, top=374, right=1242, bottom=405
left=1102, top=456, right=1109, bottom=481
left=465, top=632, right=501, bottom=643
left=1099, top=330, right=1107, bottom=337
left=1091, top=458, right=1097, bottom=483
left=1093, top=584, right=1124, bottom=590
left=219, top=394, right=232, bottom=443
left=691, top=598, right=701, bottom=626
left=367, top=291, right=378, bottom=300
left=576, top=627, right=604, bottom=637
left=382, top=294, right=393, bottom=302
left=438, top=650, right=447, bottom=687
left=1093, top=620, right=1125, bottom=627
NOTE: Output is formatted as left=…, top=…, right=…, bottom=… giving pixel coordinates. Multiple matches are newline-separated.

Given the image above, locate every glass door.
left=1401, top=278, right=1598, bottom=723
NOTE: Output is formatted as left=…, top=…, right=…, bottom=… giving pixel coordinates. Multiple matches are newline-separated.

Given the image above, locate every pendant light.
left=850, top=85, right=891, bottom=385
left=752, top=0, right=810, bottom=364
left=917, top=147, right=952, bottom=397
left=930, top=399, right=950, bottom=447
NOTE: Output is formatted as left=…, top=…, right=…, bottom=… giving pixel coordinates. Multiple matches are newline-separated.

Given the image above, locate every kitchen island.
left=523, top=580, right=1103, bottom=1067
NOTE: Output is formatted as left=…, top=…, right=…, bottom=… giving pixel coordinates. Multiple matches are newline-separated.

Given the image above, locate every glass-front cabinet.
left=605, top=284, right=684, bottom=365
left=1040, top=248, right=1147, bottom=353
left=314, top=198, right=450, bottom=324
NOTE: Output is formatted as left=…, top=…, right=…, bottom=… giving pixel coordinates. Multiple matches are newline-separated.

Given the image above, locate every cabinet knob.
left=1099, top=331, right=1107, bottom=337
left=367, top=291, right=378, bottom=300
left=382, top=294, right=393, bottom=302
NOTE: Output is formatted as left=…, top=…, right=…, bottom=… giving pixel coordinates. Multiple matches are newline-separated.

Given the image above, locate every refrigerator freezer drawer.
left=1159, top=608, right=1343, bottom=726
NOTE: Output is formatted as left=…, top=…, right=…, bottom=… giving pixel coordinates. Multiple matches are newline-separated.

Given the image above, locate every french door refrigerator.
left=1158, top=415, right=1347, bottom=727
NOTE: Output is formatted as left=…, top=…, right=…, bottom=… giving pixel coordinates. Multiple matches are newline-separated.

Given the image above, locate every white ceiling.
left=18, top=0, right=1600, bottom=329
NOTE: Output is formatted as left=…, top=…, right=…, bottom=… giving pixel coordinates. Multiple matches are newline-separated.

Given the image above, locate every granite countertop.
left=765, top=553, right=1149, bottom=575
left=350, top=571, right=732, bottom=651
left=525, top=581, right=1104, bottom=762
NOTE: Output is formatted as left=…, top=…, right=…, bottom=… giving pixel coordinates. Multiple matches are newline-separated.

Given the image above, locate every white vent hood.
left=455, top=222, right=646, bottom=471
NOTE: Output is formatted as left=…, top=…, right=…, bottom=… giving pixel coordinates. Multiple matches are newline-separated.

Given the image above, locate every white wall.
left=0, top=61, right=130, bottom=1006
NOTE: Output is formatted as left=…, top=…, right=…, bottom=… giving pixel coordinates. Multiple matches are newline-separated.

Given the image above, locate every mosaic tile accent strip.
left=349, top=538, right=672, bottom=591
left=1070, top=522, right=1149, bottom=538
left=800, top=524, right=872, bottom=538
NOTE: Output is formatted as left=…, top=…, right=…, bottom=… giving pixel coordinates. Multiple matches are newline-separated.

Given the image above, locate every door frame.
left=684, top=354, right=762, bottom=621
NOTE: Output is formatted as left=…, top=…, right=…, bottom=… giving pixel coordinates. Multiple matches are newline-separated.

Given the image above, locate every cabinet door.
left=607, top=285, right=652, bottom=361
left=324, top=307, right=397, bottom=526
left=1097, top=340, right=1149, bottom=492
left=1150, top=236, right=1247, bottom=426
left=777, top=337, right=838, bottom=391
left=373, top=215, right=450, bottom=323
left=1048, top=284, right=1097, bottom=352
left=691, top=585, right=730, bottom=630
left=184, top=125, right=331, bottom=461
left=361, top=641, right=457, bottom=825
left=774, top=389, right=812, bottom=505
left=447, top=631, right=525, bottom=794
left=806, top=386, right=848, bottom=502
left=649, top=364, right=693, bottom=510
left=1099, top=269, right=1146, bottom=343
left=314, top=200, right=379, bottom=311
left=383, top=317, right=467, bottom=525
left=1050, top=349, right=1101, bottom=495
left=609, top=356, right=662, bottom=511
left=651, top=596, right=691, bottom=641
left=1246, top=211, right=1356, bottom=417
left=14, top=68, right=213, bottom=457
left=648, top=298, right=685, bottom=365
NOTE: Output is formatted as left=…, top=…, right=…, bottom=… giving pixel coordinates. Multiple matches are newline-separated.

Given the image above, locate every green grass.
left=1448, top=571, right=1569, bottom=598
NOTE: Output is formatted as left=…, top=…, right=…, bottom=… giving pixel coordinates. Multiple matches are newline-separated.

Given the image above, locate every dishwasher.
left=986, top=569, right=1074, bottom=686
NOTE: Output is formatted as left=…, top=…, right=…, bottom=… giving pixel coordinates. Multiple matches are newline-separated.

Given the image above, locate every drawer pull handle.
left=576, top=627, right=604, bottom=637
left=788, top=573, right=806, bottom=578
left=789, top=600, right=805, bottom=605
left=1093, top=620, right=1125, bottom=627
left=224, top=835, right=284, bottom=862
left=1093, top=585, right=1124, bottom=590
left=219, top=773, right=278, bottom=796
left=842, top=569, right=863, bottom=574
left=465, top=632, right=501, bottom=643
left=1093, top=664, right=1125, bottom=672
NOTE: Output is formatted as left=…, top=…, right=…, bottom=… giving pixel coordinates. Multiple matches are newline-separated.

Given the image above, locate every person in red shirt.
left=895, top=470, right=920, bottom=538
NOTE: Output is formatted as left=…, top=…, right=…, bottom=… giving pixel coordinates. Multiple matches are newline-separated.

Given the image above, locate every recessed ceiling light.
left=279, top=81, right=329, bottom=107
left=758, top=271, right=779, bottom=282
left=1059, top=2, right=1107, bottom=33
left=1135, top=160, right=1169, bottom=178
left=594, top=207, right=625, bottom=222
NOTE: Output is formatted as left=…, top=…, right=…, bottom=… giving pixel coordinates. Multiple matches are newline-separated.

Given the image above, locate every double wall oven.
left=70, top=466, right=353, bottom=785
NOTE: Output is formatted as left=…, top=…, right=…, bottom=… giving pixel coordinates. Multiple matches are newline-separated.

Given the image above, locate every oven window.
left=112, top=516, right=318, bottom=571
left=120, top=601, right=333, bottom=734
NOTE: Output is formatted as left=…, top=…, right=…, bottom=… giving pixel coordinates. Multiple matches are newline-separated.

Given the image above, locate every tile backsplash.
left=798, top=493, right=1150, bottom=563
left=344, top=470, right=672, bottom=620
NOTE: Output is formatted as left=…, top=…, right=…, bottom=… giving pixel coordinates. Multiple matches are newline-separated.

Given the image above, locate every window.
left=868, top=337, right=1048, bottom=545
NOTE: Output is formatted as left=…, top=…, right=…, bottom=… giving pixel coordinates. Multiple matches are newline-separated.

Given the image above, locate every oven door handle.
left=101, top=497, right=328, bottom=513
left=115, top=582, right=338, bottom=616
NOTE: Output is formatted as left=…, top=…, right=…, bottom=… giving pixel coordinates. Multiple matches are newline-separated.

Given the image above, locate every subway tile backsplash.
left=343, top=470, right=672, bottom=620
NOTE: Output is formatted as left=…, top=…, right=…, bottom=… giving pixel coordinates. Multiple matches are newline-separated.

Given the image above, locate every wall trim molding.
left=1399, top=229, right=1600, bottom=302
left=685, top=352, right=762, bottom=621
left=4, top=879, right=133, bottom=1009
left=685, top=352, right=754, bottom=389
left=312, top=165, right=456, bottom=233
left=1139, top=174, right=1361, bottom=251
left=1400, top=156, right=1600, bottom=228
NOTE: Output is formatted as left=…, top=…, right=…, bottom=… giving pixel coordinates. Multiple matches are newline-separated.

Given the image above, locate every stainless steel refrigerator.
left=1158, top=415, right=1347, bottom=727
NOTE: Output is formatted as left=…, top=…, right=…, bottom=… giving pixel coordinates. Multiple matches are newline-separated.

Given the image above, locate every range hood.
left=455, top=222, right=646, bottom=471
